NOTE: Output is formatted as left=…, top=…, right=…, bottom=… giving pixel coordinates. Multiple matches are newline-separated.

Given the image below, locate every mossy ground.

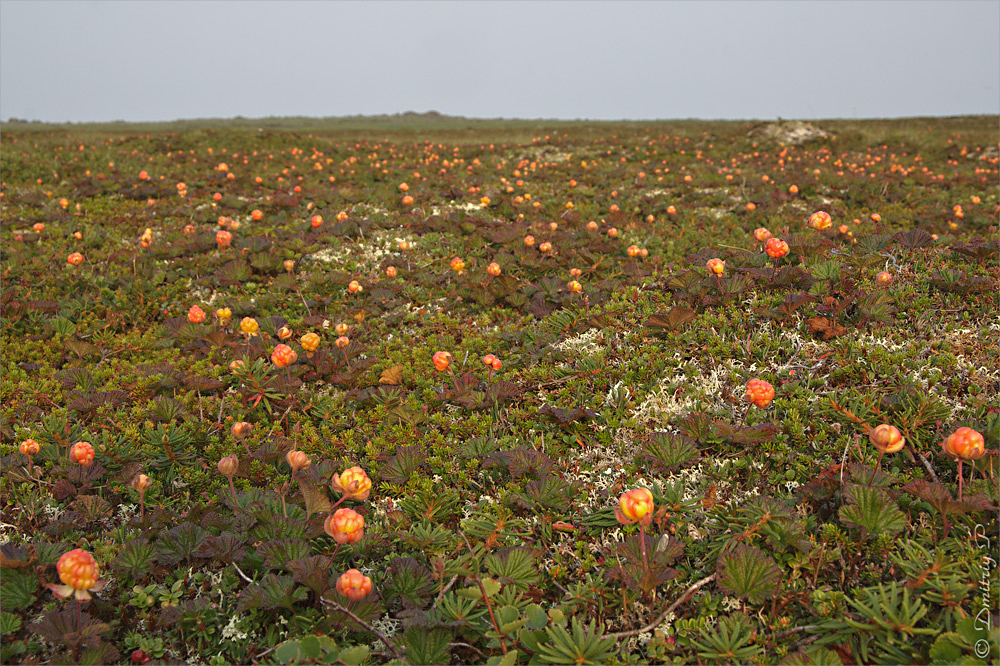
left=1, top=115, right=997, bottom=665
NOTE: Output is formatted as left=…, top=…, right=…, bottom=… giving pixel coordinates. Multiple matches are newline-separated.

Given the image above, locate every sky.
left=1, top=0, right=998, bottom=123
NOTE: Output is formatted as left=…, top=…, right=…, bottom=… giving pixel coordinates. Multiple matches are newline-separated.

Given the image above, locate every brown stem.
left=460, top=533, right=507, bottom=655
left=228, top=476, right=238, bottom=509
left=609, top=574, right=717, bottom=640
left=321, top=597, right=407, bottom=663
left=957, top=459, right=964, bottom=501
left=639, top=524, right=649, bottom=576
left=810, top=544, right=825, bottom=590
left=769, top=576, right=783, bottom=619
left=911, top=445, right=939, bottom=483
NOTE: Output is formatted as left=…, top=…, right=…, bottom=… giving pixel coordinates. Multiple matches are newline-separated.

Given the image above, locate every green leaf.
left=526, top=603, right=548, bottom=630
left=111, top=538, right=156, bottom=579
left=0, top=570, right=37, bottom=611
left=486, top=649, right=520, bottom=666
left=666, top=269, right=703, bottom=291
left=457, top=577, right=502, bottom=600
left=274, top=641, right=301, bottom=663
left=0, top=612, right=21, bottom=637
left=511, top=477, right=578, bottom=513
left=382, top=557, right=436, bottom=606
left=486, top=548, right=540, bottom=589
left=496, top=604, right=528, bottom=635
left=716, top=546, right=782, bottom=605
left=252, top=514, right=309, bottom=541
left=810, top=259, right=842, bottom=281
left=381, top=445, right=423, bottom=484
left=929, top=632, right=966, bottom=665
left=517, top=627, right=546, bottom=653
left=79, top=644, right=121, bottom=666
left=691, top=614, right=764, bottom=664
left=641, top=431, right=700, bottom=472
left=236, top=574, right=309, bottom=612
left=780, top=646, right=843, bottom=665
left=401, top=626, right=451, bottom=664
left=299, top=635, right=321, bottom=660
left=838, top=484, right=907, bottom=536
left=337, top=645, right=370, bottom=665
left=537, top=617, right=616, bottom=665
left=257, top=539, right=312, bottom=570
left=274, top=635, right=342, bottom=665
left=65, top=339, right=99, bottom=359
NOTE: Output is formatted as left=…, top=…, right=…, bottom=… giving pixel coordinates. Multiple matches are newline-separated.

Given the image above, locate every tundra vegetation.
left=1, top=114, right=998, bottom=665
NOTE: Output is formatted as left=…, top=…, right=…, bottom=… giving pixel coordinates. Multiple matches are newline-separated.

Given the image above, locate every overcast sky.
left=1, top=0, right=998, bottom=123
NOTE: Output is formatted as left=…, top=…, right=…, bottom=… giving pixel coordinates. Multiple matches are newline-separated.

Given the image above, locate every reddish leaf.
left=806, top=316, right=847, bottom=339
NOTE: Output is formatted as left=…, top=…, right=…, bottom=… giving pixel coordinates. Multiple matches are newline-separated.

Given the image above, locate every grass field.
left=1, top=114, right=998, bottom=665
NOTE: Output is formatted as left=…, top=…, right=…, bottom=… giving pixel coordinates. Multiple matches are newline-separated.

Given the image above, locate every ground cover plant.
left=1, top=114, right=998, bottom=665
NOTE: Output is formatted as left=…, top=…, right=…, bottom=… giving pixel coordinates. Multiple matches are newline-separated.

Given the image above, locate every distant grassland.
left=4, top=112, right=997, bottom=151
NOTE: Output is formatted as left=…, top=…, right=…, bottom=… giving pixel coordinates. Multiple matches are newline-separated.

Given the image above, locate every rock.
left=748, top=120, right=833, bottom=146
left=968, top=145, right=999, bottom=161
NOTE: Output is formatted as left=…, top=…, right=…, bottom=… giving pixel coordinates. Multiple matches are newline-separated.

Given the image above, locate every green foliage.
left=689, top=614, right=764, bottom=664
left=382, top=557, right=436, bottom=606
left=273, top=635, right=369, bottom=665
left=640, top=431, right=700, bottom=472
left=401, top=626, right=453, bottom=664
left=716, top=546, right=782, bottom=605
left=258, top=539, right=312, bottom=569
left=838, top=484, right=907, bottom=537
left=2, top=116, right=997, bottom=666
left=812, top=583, right=940, bottom=664
left=237, top=574, right=310, bottom=612
left=535, top=617, right=617, bottom=665
left=0, top=571, right=37, bottom=611
left=0, top=611, right=22, bottom=637
left=511, top=476, right=579, bottom=513
left=780, top=646, right=843, bottom=665
left=927, top=617, right=1000, bottom=664
left=485, top=548, right=540, bottom=590
left=112, top=538, right=156, bottom=580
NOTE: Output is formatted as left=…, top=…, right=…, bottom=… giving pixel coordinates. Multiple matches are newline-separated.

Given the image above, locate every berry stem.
left=868, top=450, right=885, bottom=487
left=328, top=542, right=342, bottom=571
left=228, top=476, right=238, bottom=510
left=639, top=524, right=649, bottom=577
